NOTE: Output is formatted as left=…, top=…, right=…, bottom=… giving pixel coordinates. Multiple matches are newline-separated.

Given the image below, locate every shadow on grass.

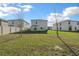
left=53, top=30, right=79, bottom=33
left=12, top=30, right=48, bottom=34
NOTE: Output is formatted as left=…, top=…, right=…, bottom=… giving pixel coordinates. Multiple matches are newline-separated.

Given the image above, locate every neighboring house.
left=53, top=20, right=79, bottom=31
left=0, top=19, right=30, bottom=35
left=48, top=26, right=53, bottom=30
left=31, top=19, right=48, bottom=31
left=22, top=20, right=30, bottom=30
left=0, top=19, right=9, bottom=35
left=8, top=19, right=30, bottom=33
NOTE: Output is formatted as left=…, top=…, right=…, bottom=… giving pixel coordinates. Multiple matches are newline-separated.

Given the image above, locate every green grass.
left=0, top=30, right=79, bottom=56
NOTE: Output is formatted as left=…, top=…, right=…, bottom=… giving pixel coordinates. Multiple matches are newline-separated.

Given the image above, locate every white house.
left=53, top=20, right=79, bottom=31
left=8, top=19, right=30, bottom=33
left=0, top=19, right=10, bottom=35
left=0, top=18, right=30, bottom=35
left=31, top=19, right=48, bottom=31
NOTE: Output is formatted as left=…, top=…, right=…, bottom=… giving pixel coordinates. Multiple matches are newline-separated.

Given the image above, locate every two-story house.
left=31, top=19, right=48, bottom=31
left=53, top=20, right=79, bottom=31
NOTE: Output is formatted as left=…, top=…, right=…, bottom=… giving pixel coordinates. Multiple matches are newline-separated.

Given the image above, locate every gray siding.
left=0, top=19, right=30, bottom=36
left=31, top=20, right=48, bottom=31
left=53, top=20, right=79, bottom=31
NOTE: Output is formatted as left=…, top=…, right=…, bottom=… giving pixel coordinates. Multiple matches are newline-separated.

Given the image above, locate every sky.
left=0, top=3, right=79, bottom=26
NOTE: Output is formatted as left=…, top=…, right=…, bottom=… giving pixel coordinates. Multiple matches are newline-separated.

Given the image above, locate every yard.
left=0, top=30, right=79, bottom=56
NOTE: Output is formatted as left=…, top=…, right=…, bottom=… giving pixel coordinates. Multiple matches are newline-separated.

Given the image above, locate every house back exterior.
left=31, top=20, right=48, bottom=31
left=8, top=19, right=30, bottom=32
left=0, top=19, right=10, bottom=35
left=0, top=19, right=30, bottom=35
left=53, top=20, right=79, bottom=31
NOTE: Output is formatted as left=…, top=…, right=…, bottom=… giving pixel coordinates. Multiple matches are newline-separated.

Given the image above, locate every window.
left=75, top=27, right=76, bottom=31
left=60, top=23, right=61, bottom=25
left=0, top=20, right=2, bottom=25
left=12, top=21, right=14, bottom=24
left=77, top=22, right=79, bottom=25
left=34, top=27, right=37, bottom=30
left=40, top=27, right=43, bottom=30
left=36, top=21, right=37, bottom=24
left=0, top=21, right=1, bottom=25
left=68, top=21, right=70, bottom=24
left=69, top=26, right=72, bottom=31
left=60, top=27, right=61, bottom=30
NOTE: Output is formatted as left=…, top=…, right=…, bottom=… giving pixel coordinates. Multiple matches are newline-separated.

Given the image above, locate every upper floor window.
left=60, top=27, right=62, bottom=30
left=0, top=20, right=2, bottom=25
left=34, top=27, right=37, bottom=30
left=36, top=21, right=37, bottom=24
left=60, top=23, right=61, bottom=25
left=0, top=22, right=1, bottom=25
left=75, top=27, right=76, bottom=31
left=12, top=21, right=14, bottom=24
left=77, top=22, right=79, bottom=25
left=68, top=21, right=70, bottom=24
left=40, top=27, right=43, bottom=30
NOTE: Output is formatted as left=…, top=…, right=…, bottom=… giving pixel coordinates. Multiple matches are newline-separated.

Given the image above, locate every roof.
left=62, top=20, right=79, bottom=22
left=0, top=18, right=8, bottom=23
left=31, top=19, right=48, bottom=21
left=53, top=20, right=79, bottom=25
left=8, top=19, right=29, bottom=24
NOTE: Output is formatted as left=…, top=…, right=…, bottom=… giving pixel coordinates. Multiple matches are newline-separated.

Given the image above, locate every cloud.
left=47, top=7, right=79, bottom=26
left=4, top=7, right=21, bottom=13
left=47, top=13, right=70, bottom=26
left=0, top=11, right=8, bottom=17
left=21, top=5, right=33, bottom=12
left=23, top=8, right=31, bottom=12
left=23, top=5, right=33, bottom=12
left=63, top=7, right=79, bottom=17
left=0, top=3, right=8, bottom=7
left=0, top=7, right=20, bottom=14
left=0, top=3, right=33, bottom=17
left=47, top=16, right=54, bottom=26
left=22, top=5, right=33, bottom=9
left=0, top=3, right=21, bottom=17
left=47, top=13, right=63, bottom=26
left=0, top=6, right=21, bottom=17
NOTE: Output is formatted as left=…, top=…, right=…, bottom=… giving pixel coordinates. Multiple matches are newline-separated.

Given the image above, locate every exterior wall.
left=69, top=21, right=79, bottom=31
left=2, top=21, right=9, bottom=35
left=0, top=20, right=21, bottom=36
left=31, top=20, right=48, bottom=31
left=9, top=26, right=16, bottom=33
left=53, top=21, right=69, bottom=31
left=77, top=25, right=79, bottom=31
left=15, top=27, right=20, bottom=32
left=59, top=21, right=69, bottom=31
left=0, top=21, right=9, bottom=35
left=9, top=26, right=20, bottom=33
left=69, top=22, right=76, bottom=31
left=53, top=20, right=79, bottom=31
left=8, top=20, right=21, bottom=27
left=8, top=20, right=30, bottom=31
left=22, top=22, right=30, bottom=30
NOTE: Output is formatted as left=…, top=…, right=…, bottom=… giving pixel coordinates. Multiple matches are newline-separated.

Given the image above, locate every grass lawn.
left=0, top=30, right=79, bottom=56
